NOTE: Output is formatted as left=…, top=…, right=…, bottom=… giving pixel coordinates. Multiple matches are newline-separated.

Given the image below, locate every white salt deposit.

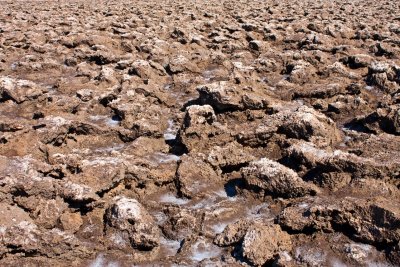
left=190, top=238, right=221, bottom=262
left=159, top=193, right=189, bottom=205
left=211, top=222, right=230, bottom=234
left=295, top=246, right=326, bottom=266
left=164, top=119, right=178, bottom=140
left=150, top=152, right=180, bottom=164
left=113, top=197, right=142, bottom=220
left=89, top=254, right=120, bottom=267
left=160, top=237, right=181, bottom=256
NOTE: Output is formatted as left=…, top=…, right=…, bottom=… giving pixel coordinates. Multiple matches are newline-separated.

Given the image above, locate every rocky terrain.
left=0, top=0, right=400, bottom=266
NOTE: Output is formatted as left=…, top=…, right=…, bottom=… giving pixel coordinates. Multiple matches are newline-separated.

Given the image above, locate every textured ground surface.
left=1, top=0, right=400, bottom=266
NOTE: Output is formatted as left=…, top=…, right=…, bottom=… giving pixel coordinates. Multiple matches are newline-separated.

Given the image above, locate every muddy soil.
left=0, top=0, right=400, bottom=266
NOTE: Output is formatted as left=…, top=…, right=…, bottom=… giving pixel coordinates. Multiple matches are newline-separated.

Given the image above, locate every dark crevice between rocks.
left=262, top=258, right=277, bottom=267
left=52, top=135, right=70, bottom=147
left=38, top=169, right=65, bottom=179
left=376, top=118, right=400, bottom=136
left=111, top=114, right=122, bottom=123
left=204, top=106, right=241, bottom=115
left=32, top=112, right=45, bottom=120
left=64, top=199, right=96, bottom=215
left=0, top=95, right=12, bottom=103
left=127, top=67, right=140, bottom=77
left=176, top=238, right=187, bottom=254
left=99, top=94, right=117, bottom=107
left=342, top=121, right=376, bottom=134
left=87, top=54, right=112, bottom=65
left=302, top=167, right=335, bottom=183
left=12, top=199, right=33, bottom=214
left=174, top=161, right=188, bottom=199
left=278, top=155, right=307, bottom=173
left=231, top=240, right=256, bottom=267
left=118, top=131, right=139, bottom=143
left=224, top=178, right=246, bottom=197
left=0, top=92, right=17, bottom=103
left=4, top=246, right=46, bottom=258
left=221, top=162, right=249, bottom=174
left=67, top=125, right=96, bottom=136
left=198, top=101, right=241, bottom=115
left=243, top=183, right=264, bottom=197
left=97, top=178, right=126, bottom=198
left=181, top=98, right=202, bottom=112
left=67, top=165, right=82, bottom=175
left=278, top=223, right=318, bottom=236
left=330, top=219, right=397, bottom=253
left=102, top=212, right=109, bottom=237
left=32, top=124, right=47, bottom=130
left=164, top=64, right=175, bottom=76
left=165, top=133, right=188, bottom=156
left=11, top=188, right=29, bottom=198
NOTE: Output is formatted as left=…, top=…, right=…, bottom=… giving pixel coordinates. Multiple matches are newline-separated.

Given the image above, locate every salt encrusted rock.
left=355, top=104, right=400, bottom=135
left=279, top=197, right=400, bottom=246
left=242, top=223, right=292, bottom=266
left=176, top=154, right=219, bottom=197
left=128, top=60, right=153, bottom=79
left=178, top=104, right=229, bottom=152
left=285, top=60, right=317, bottom=85
left=59, top=181, right=99, bottom=202
left=206, top=142, right=256, bottom=171
left=183, top=105, right=217, bottom=127
left=197, top=81, right=269, bottom=112
left=59, top=212, right=83, bottom=232
left=214, top=219, right=250, bottom=246
left=76, top=89, right=93, bottom=102
left=345, top=54, right=374, bottom=69
left=0, top=76, right=47, bottom=103
left=277, top=105, right=341, bottom=146
left=105, top=196, right=160, bottom=250
left=242, top=158, right=320, bottom=198
left=287, top=141, right=400, bottom=181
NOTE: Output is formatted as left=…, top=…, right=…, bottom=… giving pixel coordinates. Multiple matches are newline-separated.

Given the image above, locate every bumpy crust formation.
left=0, top=0, right=399, bottom=266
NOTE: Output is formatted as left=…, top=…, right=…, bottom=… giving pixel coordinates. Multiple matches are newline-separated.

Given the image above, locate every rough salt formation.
left=242, top=223, right=292, bottom=266
left=105, top=197, right=160, bottom=250
left=279, top=197, right=400, bottom=247
left=0, top=0, right=399, bottom=266
left=0, top=76, right=48, bottom=103
left=242, top=158, right=320, bottom=198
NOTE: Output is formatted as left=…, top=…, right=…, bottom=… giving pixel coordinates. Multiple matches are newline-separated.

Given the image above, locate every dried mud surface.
left=1, top=0, right=400, bottom=266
